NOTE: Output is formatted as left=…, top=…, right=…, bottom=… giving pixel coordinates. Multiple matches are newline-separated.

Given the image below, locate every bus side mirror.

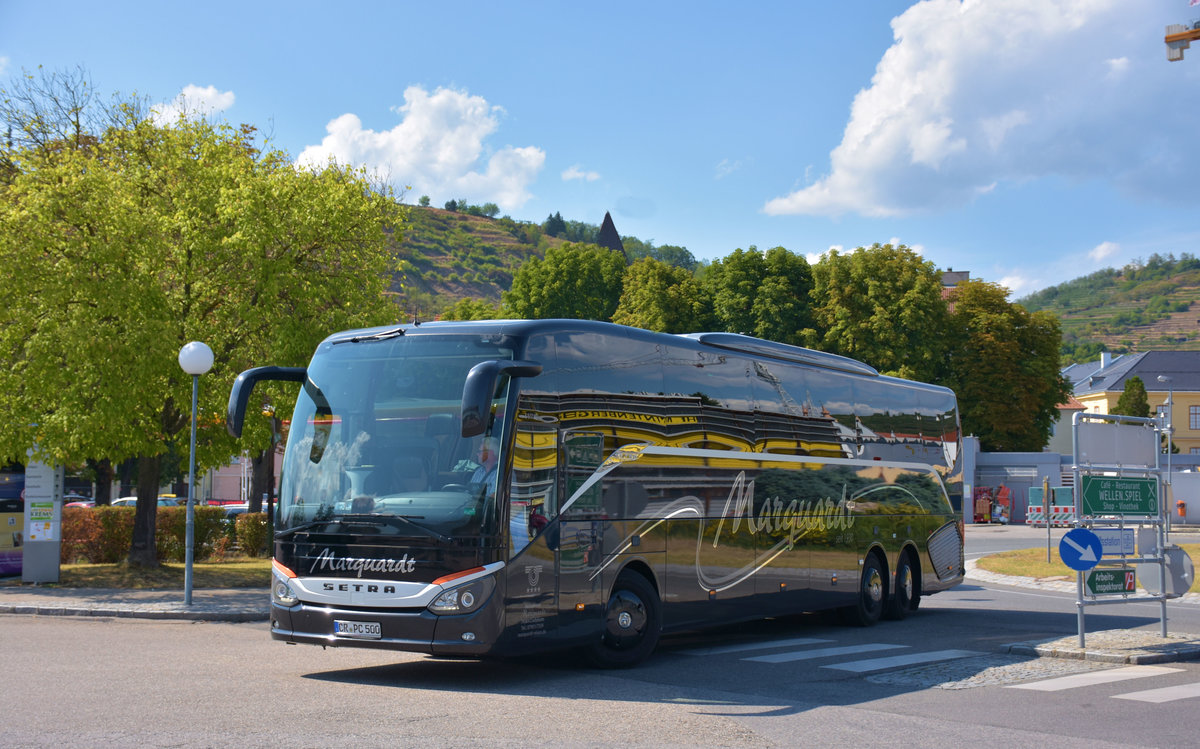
left=227, top=366, right=307, bottom=438
left=461, top=360, right=542, bottom=438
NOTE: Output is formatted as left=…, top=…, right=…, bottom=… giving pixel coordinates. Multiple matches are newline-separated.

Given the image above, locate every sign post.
left=21, top=455, right=63, bottom=584
left=1070, top=411, right=1185, bottom=647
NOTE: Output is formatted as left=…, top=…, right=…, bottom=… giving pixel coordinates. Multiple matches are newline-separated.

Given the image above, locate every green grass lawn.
left=24, top=557, right=273, bottom=589
left=977, top=543, right=1200, bottom=594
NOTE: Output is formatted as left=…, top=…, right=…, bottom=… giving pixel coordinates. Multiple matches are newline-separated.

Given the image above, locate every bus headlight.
left=427, top=576, right=495, bottom=615
left=273, top=579, right=299, bottom=607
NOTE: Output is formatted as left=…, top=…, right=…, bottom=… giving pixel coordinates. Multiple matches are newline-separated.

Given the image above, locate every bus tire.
left=586, top=570, right=661, bottom=668
left=845, top=551, right=885, bottom=627
left=885, top=550, right=918, bottom=620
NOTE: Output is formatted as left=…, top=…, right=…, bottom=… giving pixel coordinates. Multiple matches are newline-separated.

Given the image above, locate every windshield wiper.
left=277, top=513, right=451, bottom=543
left=335, top=326, right=406, bottom=344
left=275, top=519, right=336, bottom=538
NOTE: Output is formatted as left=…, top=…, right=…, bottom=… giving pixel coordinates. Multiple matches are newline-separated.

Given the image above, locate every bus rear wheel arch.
left=885, top=547, right=920, bottom=620
left=585, top=569, right=661, bottom=668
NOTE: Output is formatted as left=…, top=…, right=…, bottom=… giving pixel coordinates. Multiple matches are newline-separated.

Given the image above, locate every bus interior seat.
left=424, top=413, right=457, bottom=473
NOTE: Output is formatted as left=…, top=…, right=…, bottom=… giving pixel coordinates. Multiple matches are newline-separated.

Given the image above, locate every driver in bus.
left=470, top=437, right=499, bottom=493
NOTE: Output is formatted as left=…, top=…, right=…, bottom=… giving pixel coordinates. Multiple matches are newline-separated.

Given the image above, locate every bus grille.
left=927, top=521, right=962, bottom=582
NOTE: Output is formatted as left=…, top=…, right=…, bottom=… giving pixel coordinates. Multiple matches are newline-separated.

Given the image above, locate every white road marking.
left=1113, top=681, right=1200, bottom=703
left=1007, top=665, right=1183, bottom=691
left=744, top=643, right=905, bottom=664
left=677, top=637, right=835, bottom=656
left=822, top=649, right=984, bottom=673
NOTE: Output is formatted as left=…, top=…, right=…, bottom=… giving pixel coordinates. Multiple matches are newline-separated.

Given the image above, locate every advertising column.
left=22, top=457, right=63, bottom=584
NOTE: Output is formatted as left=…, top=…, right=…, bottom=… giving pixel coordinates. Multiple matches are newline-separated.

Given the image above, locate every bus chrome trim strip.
left=290, top=561, right=506, bottom=608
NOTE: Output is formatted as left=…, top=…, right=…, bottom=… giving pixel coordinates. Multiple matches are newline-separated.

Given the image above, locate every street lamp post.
left=1158, top=375, right=1174, bottom=533
left=179, top=341, right=214, bottom=605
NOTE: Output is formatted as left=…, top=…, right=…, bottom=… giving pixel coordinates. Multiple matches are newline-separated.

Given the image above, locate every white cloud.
left=764, top=0, right=1197, bottom=218
left=1089, top=241, right=1121, bottom=262
left=152, top=84, right=235, bottom=125
left=807, top=245, right=842, bottom=265
left=0, top=57, right=9, bottom=77
left=562, top=164, right=600, bottom=182
left=297, top=86, right=545, bottom=211
left=1000, top=273, right=1035, bottom=297
left=715, top=158, right=743, bottom=180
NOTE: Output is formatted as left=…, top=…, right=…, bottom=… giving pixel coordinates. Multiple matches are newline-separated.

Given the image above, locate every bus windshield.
left=277, top=333, right=515, bottom=539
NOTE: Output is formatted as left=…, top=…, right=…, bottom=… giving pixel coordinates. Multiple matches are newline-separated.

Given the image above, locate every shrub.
left=193, top=506, right=228, bottom=559
left=156, top=506, right=188, bottom=562
left=61, top=507, right=101, bottom=564
left=60, top=504, right=234, bottom=564
left=235, top=513, right=271, bottom=557
left=93, top=506, right=136, bottom=563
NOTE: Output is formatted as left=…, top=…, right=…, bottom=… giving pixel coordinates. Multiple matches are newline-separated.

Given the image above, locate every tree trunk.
left=249, top=448, right=270, bottom=513
left=127, top=454, right=160, bottom=568
left=91, top=458, right=114, bottom=506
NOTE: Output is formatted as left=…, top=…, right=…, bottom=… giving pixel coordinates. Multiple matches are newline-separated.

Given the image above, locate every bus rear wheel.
left=885, top=550, right=918, bottom=620
left=586, top=571, right=661, bottom=668
left=844, top=551, right=885, bottom=627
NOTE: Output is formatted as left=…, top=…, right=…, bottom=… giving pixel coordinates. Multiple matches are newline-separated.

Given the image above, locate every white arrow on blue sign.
left=1059, top=527, right=1103, bottom=572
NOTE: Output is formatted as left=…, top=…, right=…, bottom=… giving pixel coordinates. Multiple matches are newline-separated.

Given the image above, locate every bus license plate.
left=334, top=620, right=381, bottom=639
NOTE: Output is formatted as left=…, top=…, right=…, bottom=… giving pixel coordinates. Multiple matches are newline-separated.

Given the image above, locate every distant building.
left=596, top=211, right=627, bottom=261
left=1045, top=395, right=1087, bottom=454
left=1068, top=350, right=1200, bottom=455
left=940, top=270, right=969, bottom=302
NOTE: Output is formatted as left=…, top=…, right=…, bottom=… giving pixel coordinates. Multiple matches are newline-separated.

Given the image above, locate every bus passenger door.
left=502, top=420, right=559, bottom=649
left=554, top=431, right=607, bottom=642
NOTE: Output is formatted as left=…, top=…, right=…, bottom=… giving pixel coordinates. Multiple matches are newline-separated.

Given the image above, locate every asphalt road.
left=6, top=524, right=1200, bottom=747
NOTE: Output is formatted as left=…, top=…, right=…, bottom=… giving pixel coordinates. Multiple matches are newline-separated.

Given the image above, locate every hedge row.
left=61, top=506, right=271, bottom=563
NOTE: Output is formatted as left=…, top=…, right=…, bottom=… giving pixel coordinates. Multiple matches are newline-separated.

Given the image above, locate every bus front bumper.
left=270, top=599, right=503, bottom=657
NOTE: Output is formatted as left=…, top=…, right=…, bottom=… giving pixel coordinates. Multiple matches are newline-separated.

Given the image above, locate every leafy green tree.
left=418, top=195, right=430, bottom=206
left=942, top=280, right=1070, bottom=452
left=502, top=242, right=626, bottom=321
left=542, top=211, right=566, bottom=237
left=0, top=108, right=402, bottom=566
left=612, top=258, right=712, bottom=333
left=809, top=243, right=948, bottom=380
left=1114, top=376, right=1151, bottom=418
left=651, top=244, right=697, bottom=272
left=704, top=246, right=813, bottom=346
left=444, top=199, right=458, bottom=211
left=440, top=298, right=501, bottom=321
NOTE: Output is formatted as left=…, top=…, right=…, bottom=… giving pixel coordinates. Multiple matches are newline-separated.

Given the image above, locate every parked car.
left=110, top=496, right=181, bottom=507
left=223, top=501, right=275, bottom=519
left=63, top=494, right=94, bottom=508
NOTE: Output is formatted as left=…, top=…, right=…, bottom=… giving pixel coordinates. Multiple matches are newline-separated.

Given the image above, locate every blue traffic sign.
left=1059, top=527, right=1103, bottom=572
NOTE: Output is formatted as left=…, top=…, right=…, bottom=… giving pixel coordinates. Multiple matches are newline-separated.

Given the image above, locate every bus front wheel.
left=844, top=552, right=885, bottom=627
left=586, top=571, right=661, bottom=668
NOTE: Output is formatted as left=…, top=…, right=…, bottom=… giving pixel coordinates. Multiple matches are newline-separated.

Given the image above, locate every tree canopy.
left=1114, top=375, right=1151, bottom=418
left=611, top=257, right=712, bottom=333
left=809, top=244, right=948, bottom=381
left=703, top=246, right=814, bottom=346
left=0, top=105, right=403, bottom=565
left=502, top=242, right=626, bottom=321
left=942, top=280, right=1070, bottom=452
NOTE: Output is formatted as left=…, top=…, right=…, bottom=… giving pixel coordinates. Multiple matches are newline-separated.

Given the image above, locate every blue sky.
left=3, top=0, right=1199, bottom=298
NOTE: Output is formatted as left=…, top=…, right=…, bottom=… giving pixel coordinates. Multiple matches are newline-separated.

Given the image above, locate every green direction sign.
left=1086, top=568, right=1136, bottom=595
left=1080, top=476, right=1158, bottom=516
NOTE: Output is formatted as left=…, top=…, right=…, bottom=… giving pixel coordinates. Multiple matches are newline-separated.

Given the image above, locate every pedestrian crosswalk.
left=1006, top=664, right=1200, bottom=703
left=675, top=637, right=1200, bottom=702
left=677, top=637, right=985, bottom=672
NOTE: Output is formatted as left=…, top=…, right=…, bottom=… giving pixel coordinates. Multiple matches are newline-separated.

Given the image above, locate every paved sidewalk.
left=0, top=583, right=268, bottom=621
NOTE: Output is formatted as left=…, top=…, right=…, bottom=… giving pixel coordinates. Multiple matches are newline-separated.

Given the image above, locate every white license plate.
left=334, top=619, right=382, bottom=639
